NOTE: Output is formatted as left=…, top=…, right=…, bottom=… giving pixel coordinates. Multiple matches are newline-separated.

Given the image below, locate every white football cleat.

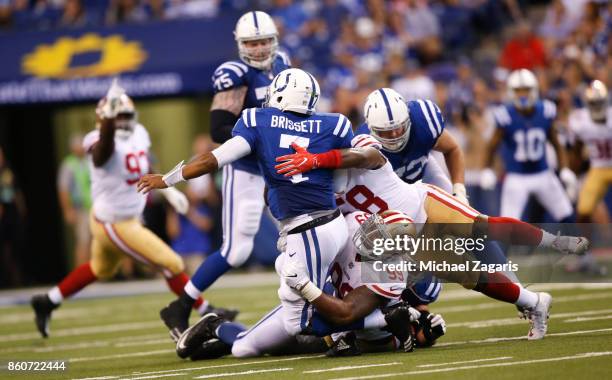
left=522, top=292, right=552, bottom=340
left=551, top=233, right=589, bottom=255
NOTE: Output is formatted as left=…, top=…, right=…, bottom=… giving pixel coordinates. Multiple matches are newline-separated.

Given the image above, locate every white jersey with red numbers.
left=330, top=211, right=408, bottom=302
left=83, top=124, right=151, bottom=223
left=569, top=107, right=612, bottom=168
left=336, top=160, right=428, bottom=225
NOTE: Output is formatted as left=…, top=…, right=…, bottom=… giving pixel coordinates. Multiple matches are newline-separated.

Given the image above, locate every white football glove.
left=160, top=187, right=189, bottom=215
left=480, top=168, right=497, bottom=190
left=281, top=255, right=322, bottom=302
left=351, top=134, right=383, bottom=149
left=428, top=313, right=446, bottom=334
left=452, top=183, right=469, bottom=205
left=408, top=306, right=422, bottom=322
left=559, top=167, right=578, bottom=201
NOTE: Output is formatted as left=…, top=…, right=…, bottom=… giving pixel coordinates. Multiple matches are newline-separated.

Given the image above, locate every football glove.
left=452, top=183, right=469, bottom=205
left=480, top=168, right=497, bottom=190
left=275, top=143, right=342, bottom=177
left=560, top=167, right=578, bottom=201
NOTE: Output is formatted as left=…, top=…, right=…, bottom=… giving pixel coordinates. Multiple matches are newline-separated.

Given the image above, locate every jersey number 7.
left=279, top=134, right=311, bottom=184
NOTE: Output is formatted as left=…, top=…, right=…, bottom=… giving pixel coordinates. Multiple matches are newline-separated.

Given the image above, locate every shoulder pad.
left=411, top=99, right=444, bottom=138
left=212, top=61, right=249, bottom=92
left=332, top=113, right=352, bottom=137
left=277, top=51, right=292, bottom=67
left=491, top=105, right=512, bottom=127
left=240, top=107, right=260, bottom=128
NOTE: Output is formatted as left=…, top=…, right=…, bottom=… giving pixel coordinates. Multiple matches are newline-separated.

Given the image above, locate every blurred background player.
left=57, top=133, right=91, bottom=267
left=481, top=68, right=577, bottom=222
left=160, top=10, right=290, bottom=337
left=30, top=81, right=226, bottom=338
left=567, top=80, right=611, bottom=275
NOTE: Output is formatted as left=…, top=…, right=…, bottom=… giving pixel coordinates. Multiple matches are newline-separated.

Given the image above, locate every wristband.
left=314, top=149, right=343, bottom=169
left=162, top=160, right=186, bottom=187
left=300, top=281, right=323, bottom=302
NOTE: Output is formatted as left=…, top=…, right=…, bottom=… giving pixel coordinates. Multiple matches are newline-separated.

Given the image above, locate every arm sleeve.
left=211, top=136, right=252, bottom=168
left=210, top=109, right=239, bottom=144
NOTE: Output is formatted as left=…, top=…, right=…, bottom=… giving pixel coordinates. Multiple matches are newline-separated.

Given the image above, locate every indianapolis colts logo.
left=274, top=72, right=292, bottom=93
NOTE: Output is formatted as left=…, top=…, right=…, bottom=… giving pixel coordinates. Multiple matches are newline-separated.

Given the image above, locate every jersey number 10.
left=513, top=129, right=546, bottom=162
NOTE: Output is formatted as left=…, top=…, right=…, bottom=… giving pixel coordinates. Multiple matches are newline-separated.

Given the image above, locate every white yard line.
left=303, top=363, right=401, bottom=374
left=193, top=368, right=292, bottom=379
left=447, top=308, right=612, bottom=329
left=331, top=351, right=612, bottom=380
left=564, top=315, right=612, bottom=323
left=70, top=349, right=174, bottom=363
left=119, top=374, right=187, bottom=380
left=436, top=327, right=612, bottom=347
left=417, top=356, right=512, bottom=368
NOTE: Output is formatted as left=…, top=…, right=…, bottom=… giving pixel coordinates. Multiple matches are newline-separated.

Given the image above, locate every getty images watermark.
left=370, top=234, right=519, bottom=274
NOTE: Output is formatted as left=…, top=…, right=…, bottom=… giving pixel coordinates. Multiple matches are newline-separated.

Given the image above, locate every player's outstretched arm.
left=275, top=143, right=386, bottom=177
left=138, top=136, right=252, bottom=194
left=433, top=130, right=467, bottom=200
left=91, top=117, right=116, bottom=167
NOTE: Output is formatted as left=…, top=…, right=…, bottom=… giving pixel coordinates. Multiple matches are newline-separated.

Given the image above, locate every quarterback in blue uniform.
left=481, top=69, right=576, bottom=221
left=157, top=10, right=291, bottom=338
left=138, top=68, right=387, bottom=359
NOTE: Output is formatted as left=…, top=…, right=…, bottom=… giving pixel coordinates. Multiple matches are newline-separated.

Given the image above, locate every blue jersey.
left=356, top=99, right=444, bottom=183
left=233, top=107, right=354, bottom=220
left=492, top=100, right=556, bottom=174
left=211, top=53, right=291, bottom=174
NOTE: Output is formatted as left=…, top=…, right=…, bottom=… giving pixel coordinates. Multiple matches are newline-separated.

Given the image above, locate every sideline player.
left=274, top=137, right=589, bottom=340
left=30, top=82, right=221, bottom=338
left=481, top=69, right=576, bottom=221
left=569, top=80, right=612, bottom=223
left=137, top=68, right=381, bottom=358
left=159, top=10, right=291, bottom=338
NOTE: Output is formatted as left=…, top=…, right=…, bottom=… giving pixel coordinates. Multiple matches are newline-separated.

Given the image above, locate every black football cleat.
left=160, top=299, right=192, bottom=343
left=31, top=294, right=59, bottom=338
left=176, top=313, right=225, bottom=359
left=325, top=332, right=361, bottom=357
left=189, top=338, right=232, bottom=361
left=202, top=304, right=239, bottom=322
left=384, top=305, right=416, bottom=352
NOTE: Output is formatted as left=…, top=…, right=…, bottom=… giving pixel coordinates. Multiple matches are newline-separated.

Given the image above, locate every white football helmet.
left=266, top=68, right=320, bottom=115
left=507, top=69, right=539, bottom=110
left=95, top=79, right=137, bottom=139
left=363, top=88, right=410, bottom=152
left=234, top=11, right=279, bottom=70
left=584, top=80, right=609, bottom=122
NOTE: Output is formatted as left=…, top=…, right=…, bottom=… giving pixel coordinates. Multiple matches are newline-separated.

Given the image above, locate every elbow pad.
left=210, top=109, right=238, bottom=144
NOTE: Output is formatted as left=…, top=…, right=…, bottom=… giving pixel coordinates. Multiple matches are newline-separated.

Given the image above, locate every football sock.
left=215, top=322, right=247, bottom=345
left=50, top=262, right=97, bottom=304
left=487, top=216, right=543, bottom=246
left=473, top=272, right=520, bottom=304
left=190, top=251, right=232, bottom=293
left=515, top=286, right=539, bottom=309
left=165, top=272, right=205, bottom=310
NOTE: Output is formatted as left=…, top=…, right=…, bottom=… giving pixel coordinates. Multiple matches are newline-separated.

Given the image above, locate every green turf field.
left=1, top=280, right=612, bottom=380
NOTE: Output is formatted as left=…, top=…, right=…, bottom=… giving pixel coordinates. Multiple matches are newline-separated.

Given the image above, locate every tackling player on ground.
left=159, top=10, right=291, bottom=340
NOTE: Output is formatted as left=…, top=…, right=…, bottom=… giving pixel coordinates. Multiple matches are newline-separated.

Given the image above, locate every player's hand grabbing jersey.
left=83, top=124, right=150, bottom=222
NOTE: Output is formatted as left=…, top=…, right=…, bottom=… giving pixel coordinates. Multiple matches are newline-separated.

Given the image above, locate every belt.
left=288, top=209, right=341, bottom=235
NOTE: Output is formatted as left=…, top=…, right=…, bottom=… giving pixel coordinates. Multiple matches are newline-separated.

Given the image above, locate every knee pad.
left=231, top=337, right=260, bottom=358
left=224, top=240, right=254, bottom=267
left=237, top=201, right=263, bottom=237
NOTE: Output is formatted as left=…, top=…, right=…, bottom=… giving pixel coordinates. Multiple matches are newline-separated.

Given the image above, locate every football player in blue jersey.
left=138, top=68, right=387, bottom=358
left=354, top=88, right=468, bottom=203
left=157, top=10, right=291, bottom=339
left=481, top=69, right=577, bottom=222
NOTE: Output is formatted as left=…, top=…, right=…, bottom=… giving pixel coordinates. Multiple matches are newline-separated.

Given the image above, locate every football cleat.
left=520, top=292, right=552, bottom=340
left=201, top=304, right=239, bottom=322
left=160, top=299, right=192, bottom=343
left=551, top=233, right=589, bottom=255
left=31, top=294, right=59, bottom=338
left=189, top=338, right=232, bottom=361
left=325, top=332, right=361, bottom=357
left=176, top=313, right=224, bottom=359
left=383, top=304, right=418, bottom=352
